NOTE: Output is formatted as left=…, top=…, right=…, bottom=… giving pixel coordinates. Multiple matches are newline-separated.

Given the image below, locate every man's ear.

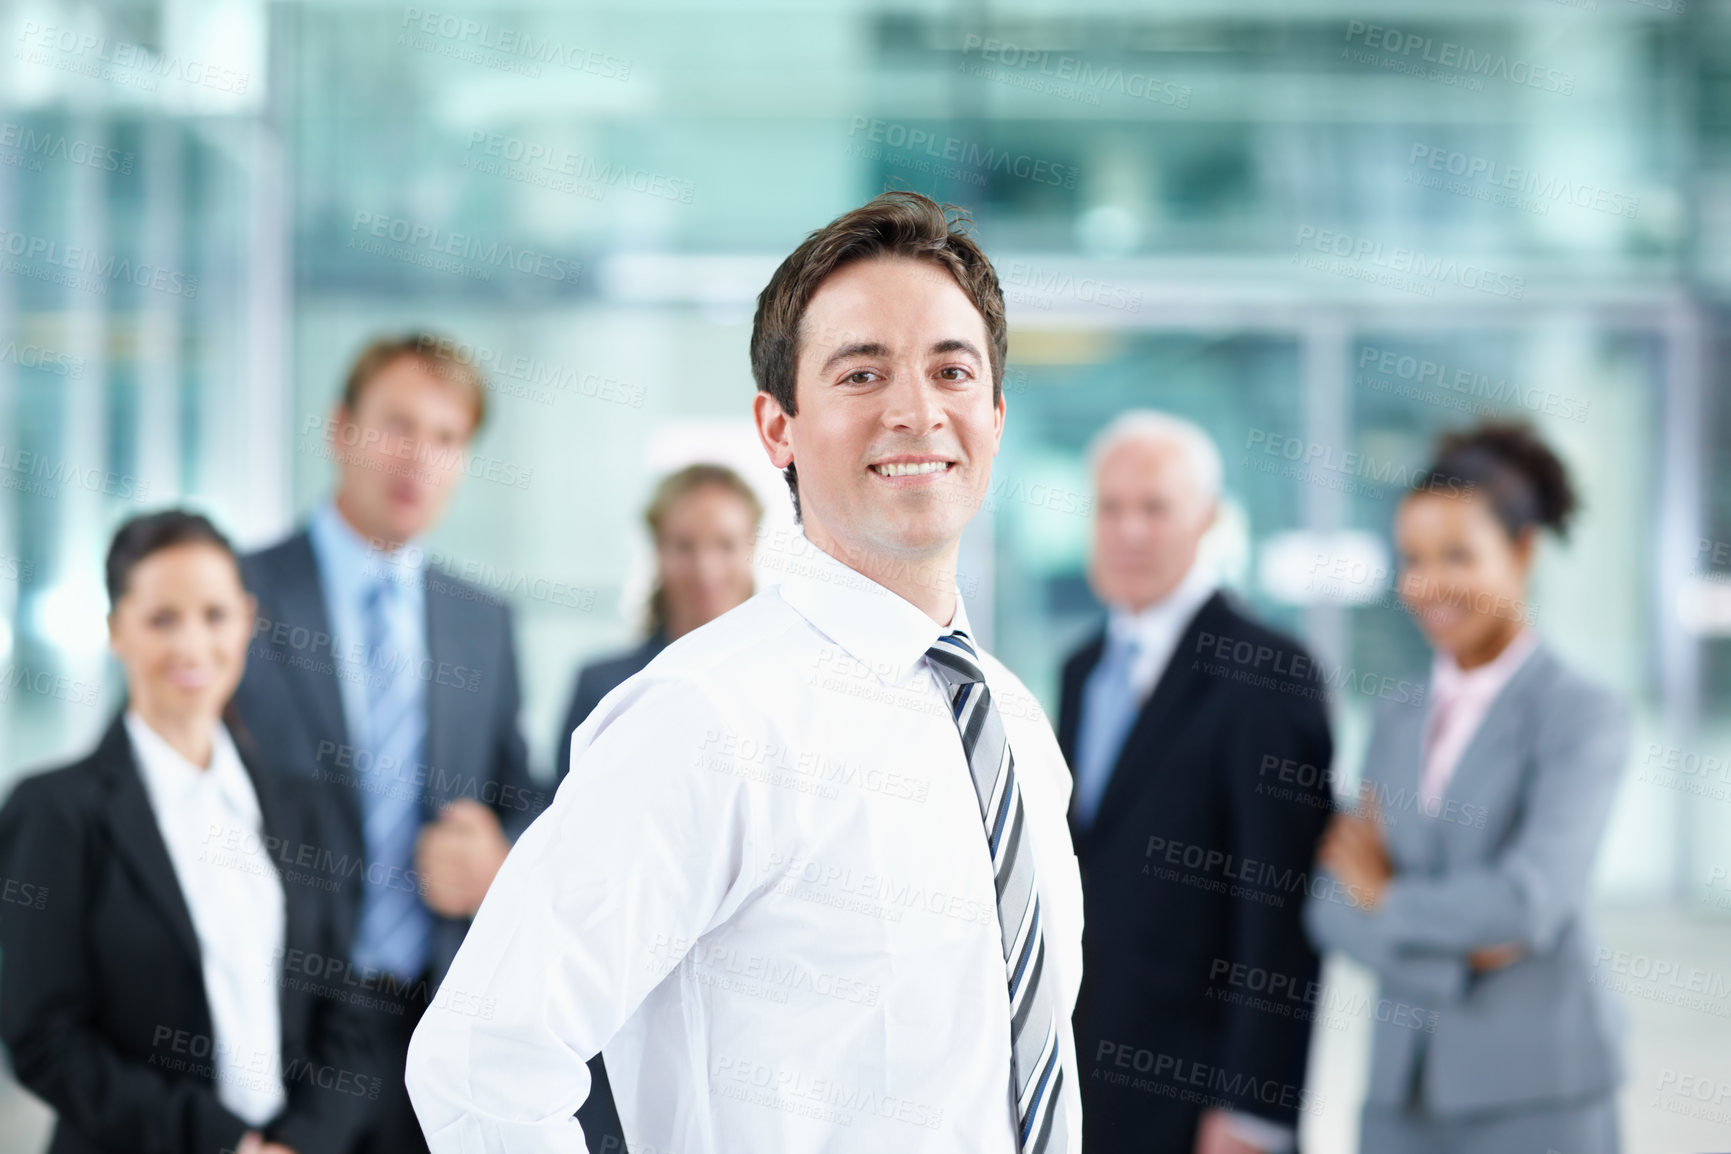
left=326, top=403, right=352, bottom=451
left=754, top=391, right=795, bottom=470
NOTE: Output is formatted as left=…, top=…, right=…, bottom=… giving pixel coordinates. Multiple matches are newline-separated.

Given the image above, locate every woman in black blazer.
left=0, top=511, right=375, bottom=1154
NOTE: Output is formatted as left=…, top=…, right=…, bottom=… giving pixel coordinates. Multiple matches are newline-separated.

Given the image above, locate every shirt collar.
left=774, top=532, right=973, bottom=686
left=1105, top=556, right=1219, bottom=651
left=124, top=711, right=259, bottom=820
left=1429, top=627, right=1541, bottom=704
left=307, top=498, right=425, bottom=593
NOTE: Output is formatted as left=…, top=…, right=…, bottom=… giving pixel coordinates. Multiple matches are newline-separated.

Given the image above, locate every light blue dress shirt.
left=305, top=499, right=429, bottom=751
left=306, top=499, right=435, bottom=980
left=1074, top=559, right=1220, bottom=829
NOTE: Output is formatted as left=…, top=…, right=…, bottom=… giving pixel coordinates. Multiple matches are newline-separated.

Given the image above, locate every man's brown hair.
left=339, top=332, right=490, bottom=433
left=749, top=191, right=1006, bottom=518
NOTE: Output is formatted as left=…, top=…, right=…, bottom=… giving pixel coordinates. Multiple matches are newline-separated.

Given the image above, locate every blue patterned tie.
left=1072, top=632, right=1142, bottom=830
left=352, top=574, right=432, bottom=984
left=926, top=629, right=1068, bottom=1153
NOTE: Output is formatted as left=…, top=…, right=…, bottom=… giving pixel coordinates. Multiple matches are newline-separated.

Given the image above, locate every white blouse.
left=125, top=712, right=288, bottom=1127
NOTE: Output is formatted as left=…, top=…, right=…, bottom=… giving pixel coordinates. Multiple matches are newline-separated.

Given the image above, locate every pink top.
left=1419, top=628, right=1541, bottom=810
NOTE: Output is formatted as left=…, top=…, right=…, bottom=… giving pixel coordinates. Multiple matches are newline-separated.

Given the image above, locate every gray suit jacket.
left=230, top=529, right=545, bottom=991
left=1303, top=641, right=1629, bottom=1116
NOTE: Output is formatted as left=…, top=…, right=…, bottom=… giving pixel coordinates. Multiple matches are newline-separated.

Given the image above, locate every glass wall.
left=0, top=0, right=1715, bottom=852
left=1, top=0, right=1717, bottom=886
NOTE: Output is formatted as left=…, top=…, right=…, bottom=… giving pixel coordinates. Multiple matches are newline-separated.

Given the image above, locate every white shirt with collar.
left=124, top=712, right=287, bottom=1128
left=1105, top=556, right=1220, bottom=701
left=406, top=531, right=1084, bottom=1153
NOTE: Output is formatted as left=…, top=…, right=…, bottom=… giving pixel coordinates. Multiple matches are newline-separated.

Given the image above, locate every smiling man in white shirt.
left=405, top=190, right=1084, bottom=1152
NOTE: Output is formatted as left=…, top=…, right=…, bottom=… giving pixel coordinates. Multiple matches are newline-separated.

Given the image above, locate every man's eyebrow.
left=929, top=339, right=983, bottom=361
left=816, top=338, right=983, bottom=373
left=820, top=341, right=889, bottom=373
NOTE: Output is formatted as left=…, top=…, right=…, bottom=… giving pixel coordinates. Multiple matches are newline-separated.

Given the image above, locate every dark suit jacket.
left=554, top=633, right=667, bottom=783
left=230, top=529, right=544, bottom=992
left=0, top=713, right=376, bottom=1154
left=1058, top=591, right=1334, bottom=1153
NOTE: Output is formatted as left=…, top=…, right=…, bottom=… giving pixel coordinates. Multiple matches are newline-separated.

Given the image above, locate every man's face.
left=329, top=355, right=477, bottom=547
left=1089, top=438, right=1215, bottom=612
left=755, top=256, right=1004, bottom=565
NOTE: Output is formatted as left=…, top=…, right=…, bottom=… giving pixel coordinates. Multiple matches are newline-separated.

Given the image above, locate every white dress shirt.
left=125, top=712, right=287, bottom=1127
left=407, top=532, right=1084, bottom=1153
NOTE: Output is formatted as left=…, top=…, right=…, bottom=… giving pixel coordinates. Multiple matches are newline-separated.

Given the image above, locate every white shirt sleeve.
left=405, top=674, right=756, bottom=1153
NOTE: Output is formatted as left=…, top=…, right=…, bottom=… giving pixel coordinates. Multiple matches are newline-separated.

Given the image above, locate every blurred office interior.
left=1, top=1, right=1728, bottom=1149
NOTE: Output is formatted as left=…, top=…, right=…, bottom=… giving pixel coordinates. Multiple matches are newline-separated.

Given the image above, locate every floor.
left=1302, top=907, right=1731, bottom=1153
left=1, top=907, right=1726, bottom=1153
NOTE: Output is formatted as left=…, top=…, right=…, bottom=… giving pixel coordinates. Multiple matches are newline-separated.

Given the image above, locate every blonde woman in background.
left=554, top=463, right=764, bottom=783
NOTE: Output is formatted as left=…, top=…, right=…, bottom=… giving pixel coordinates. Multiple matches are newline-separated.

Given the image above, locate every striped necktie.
left=926, top=628, right=1067, bottom=1153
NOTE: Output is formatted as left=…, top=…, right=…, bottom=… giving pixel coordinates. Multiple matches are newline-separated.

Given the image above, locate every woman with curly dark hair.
left=1305, top=422, right=1629, bottom=1154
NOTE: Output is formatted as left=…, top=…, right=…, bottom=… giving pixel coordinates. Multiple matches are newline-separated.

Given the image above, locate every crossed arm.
left=1305, top=686, right=1629, bottom=1001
